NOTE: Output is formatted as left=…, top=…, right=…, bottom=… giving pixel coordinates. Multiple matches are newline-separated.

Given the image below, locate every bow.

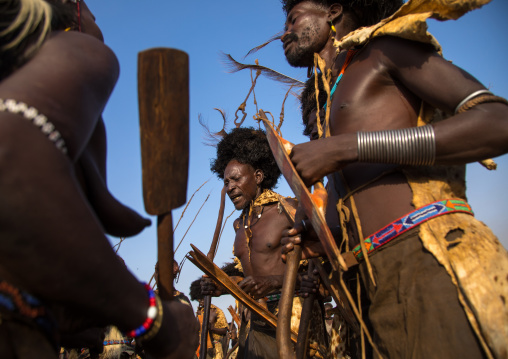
left=259, top=110, right=348, bottom=359
left=186, top=245, right=298, bottom=343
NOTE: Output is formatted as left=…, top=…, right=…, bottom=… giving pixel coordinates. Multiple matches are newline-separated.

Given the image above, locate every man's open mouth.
left=230, top=194, right=242, bottom=202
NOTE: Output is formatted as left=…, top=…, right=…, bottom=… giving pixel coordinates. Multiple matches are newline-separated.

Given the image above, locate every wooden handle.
left=295, top=260, right=316, bottom=359
left=276, top=246, right=301, bottom=359
left=157, top=213, right=173, bottom=300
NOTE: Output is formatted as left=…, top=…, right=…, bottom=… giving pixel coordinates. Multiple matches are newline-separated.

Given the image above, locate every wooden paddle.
left=138, top=48, right=189, bottom=301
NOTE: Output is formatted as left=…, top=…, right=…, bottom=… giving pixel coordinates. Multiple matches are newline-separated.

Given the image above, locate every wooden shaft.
left=276, top=246, right=301, bottom=359
left=295, top=260, right=316, bottom=359
left=157, top=213, right=173, bottom=300
left=201, top=187, right=227, bottom=358
left=207, top=186, right=226, bottom=259
left=200, top=296, right=212, bottom=359
left=224, top=318, right=235, bottom=357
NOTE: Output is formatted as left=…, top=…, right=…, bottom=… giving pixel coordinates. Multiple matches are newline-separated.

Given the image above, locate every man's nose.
left=226, top=182, right=235, bottom=193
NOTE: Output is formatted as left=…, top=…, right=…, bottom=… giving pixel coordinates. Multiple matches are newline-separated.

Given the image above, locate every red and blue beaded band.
left=123, top=283, right=163, bottom=342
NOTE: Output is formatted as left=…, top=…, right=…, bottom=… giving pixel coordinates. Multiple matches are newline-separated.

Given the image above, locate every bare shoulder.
left=363, top=36, right=483, bottom=112
left=357, top=36, right=445, bottom=79
left=39, top=31, right=119, bottom=86
left=0, top=31, right=119, bottom=101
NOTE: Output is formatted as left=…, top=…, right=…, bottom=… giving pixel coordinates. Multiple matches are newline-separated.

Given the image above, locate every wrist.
left=327, top=133, right=358, bottom=166
left=121, top=283, right=163, bottom=344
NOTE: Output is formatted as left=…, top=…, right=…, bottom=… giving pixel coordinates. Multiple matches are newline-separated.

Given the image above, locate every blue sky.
left=86, top=0, right=508, bottom=318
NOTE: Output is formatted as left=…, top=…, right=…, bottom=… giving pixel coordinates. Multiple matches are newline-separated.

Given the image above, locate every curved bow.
left=259, top=110, right=348, bottom=359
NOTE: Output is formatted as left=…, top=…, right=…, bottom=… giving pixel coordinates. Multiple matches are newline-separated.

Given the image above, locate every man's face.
left=224, top=160, right=262, bottom=211
left=282, top=1, right=330, bottom=68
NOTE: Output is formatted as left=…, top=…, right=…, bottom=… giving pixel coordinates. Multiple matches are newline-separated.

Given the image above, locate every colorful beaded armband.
left=0, top=98, right=68, bottom=155
left=123, top=283, right=163, bottom=343
left=103, top=339, right=133, bottom=346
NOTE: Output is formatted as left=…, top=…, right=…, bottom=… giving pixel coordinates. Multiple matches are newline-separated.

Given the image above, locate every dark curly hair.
left=300, top=73, right=327, bottom=137
left=189, top=278, right=203, bottom=301
left=210, top=127, right=281, bottom=190
left=281, top=0, right=403, bottom=28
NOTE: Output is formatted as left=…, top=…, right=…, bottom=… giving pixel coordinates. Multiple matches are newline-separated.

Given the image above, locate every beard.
left=284, top=25, right=323, bottom=68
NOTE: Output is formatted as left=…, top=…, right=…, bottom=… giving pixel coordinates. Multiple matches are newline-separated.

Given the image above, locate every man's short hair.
left=281, top=0, right=403, bottom=28
left=210, top=127, right=281, bottom=190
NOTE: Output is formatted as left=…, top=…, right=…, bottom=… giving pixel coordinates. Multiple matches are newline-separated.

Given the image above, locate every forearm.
left=0, top=141, right=148, bottom=332
left=355, top=102, right=508, bottom=167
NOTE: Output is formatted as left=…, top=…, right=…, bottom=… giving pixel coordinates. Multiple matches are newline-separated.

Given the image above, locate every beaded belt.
left=352, top=199, right=474, bottom=260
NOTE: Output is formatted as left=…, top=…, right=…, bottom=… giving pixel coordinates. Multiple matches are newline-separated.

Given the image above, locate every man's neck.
left=316, top=22, right=355, bottom=74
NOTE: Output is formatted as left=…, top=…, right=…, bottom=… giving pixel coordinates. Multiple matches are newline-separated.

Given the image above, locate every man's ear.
left=254, top=169, right=264, bottom=185
left=328, top=3, right=343, bottom=23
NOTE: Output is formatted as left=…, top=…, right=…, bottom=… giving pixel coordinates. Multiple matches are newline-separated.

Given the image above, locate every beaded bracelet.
left=123, top=283, right=163, bottom=343
left=0, top=98, right=68, bottom=155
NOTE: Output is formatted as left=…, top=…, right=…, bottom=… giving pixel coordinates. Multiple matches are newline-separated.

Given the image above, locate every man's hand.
left=299, top=268, right=328, bottom=299
left=238, top=275, right=283, bottom=299
left=200, top=276, right=223, bottom=297
left=289, top=135, right=356, bottom=187
left=281, top=219, right=324, bottom=262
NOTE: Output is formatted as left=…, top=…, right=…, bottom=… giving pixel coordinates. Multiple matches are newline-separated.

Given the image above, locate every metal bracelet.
left=454, top=89, right=493, bottom=114
left=357, top=125, right=435, bottom=166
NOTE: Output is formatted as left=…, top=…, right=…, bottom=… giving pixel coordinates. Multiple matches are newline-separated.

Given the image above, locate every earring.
left=329, top=20, right=336, bottom=33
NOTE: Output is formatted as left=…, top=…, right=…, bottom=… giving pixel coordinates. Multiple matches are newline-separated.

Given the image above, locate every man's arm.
left=382, top=36, right=508, bottom=164
left=0, top=32, right=197, bottom=358
left=289, top=36, right=508, bottom=186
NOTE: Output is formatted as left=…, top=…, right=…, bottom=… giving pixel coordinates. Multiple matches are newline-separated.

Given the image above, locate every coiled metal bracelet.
left=357, top=125, right=435, bottom=166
